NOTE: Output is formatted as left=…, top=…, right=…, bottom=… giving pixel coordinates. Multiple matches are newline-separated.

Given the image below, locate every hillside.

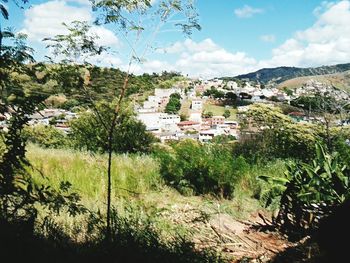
left=277, top=70, right=350, bottom=93
left=230, top=63, right=350, bottom=85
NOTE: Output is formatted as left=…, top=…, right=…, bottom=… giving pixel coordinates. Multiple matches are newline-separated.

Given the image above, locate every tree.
left=153, top=140, right=246, bottom=198
left=70, top=101, right=156, bottom=153
left=223, top=109, right=231, bottom=119
left=225, top=92, right=237, bottom=104
left=238, top=103, right=318, bottom=161
left=0, top=3, right=84, bottom=228
left=25, top=125, right=68, bottom=149
left=282, top=86, right=293, bottom=96
left=46, top=0, right=201, bottom=239
left=165, top=93, right=181, bottom=114
left=203, top=86, right=224, bottom=99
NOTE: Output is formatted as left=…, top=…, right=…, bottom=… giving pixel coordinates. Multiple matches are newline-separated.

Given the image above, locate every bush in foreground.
left=153, top=140, right=248, bottom=198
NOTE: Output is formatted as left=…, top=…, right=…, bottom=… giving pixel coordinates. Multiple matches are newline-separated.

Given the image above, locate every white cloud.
left=22, top=1, right=91, bottom=41
left=143, top=38, right=258, bottom=78
left=158, top=38, right=218, bottom=54
left=21, top=0, right=119, bottom=47
left=261, top=0, right=350, bottom=68
left=88, top=52, right=123, bottom=67
left=20, top=0, right=350, bottom=78
left=128, top=59, right=174, bottom=75
left=89, top=26, right=119, bottom=46
left=234, top=5, right=263, bottom=18
left=260, top=34, right=276, bottom=43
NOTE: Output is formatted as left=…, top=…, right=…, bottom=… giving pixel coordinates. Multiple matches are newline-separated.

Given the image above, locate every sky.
left=5, top=0, right=350, bottom=78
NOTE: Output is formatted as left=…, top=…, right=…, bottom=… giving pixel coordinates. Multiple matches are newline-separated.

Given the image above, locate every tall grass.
left=27, top=144, right=162, bottom=207
left=235, top=159, right=287, bottom=196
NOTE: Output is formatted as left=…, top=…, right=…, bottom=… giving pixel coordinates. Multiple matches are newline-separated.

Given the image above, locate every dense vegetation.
left=165, top=92, right=182, bottom=114
left=153, top=140, right=248, bottom=198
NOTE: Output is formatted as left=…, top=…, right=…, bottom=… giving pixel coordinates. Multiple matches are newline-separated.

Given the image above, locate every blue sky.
left=5, top=0, right=350, bottom=77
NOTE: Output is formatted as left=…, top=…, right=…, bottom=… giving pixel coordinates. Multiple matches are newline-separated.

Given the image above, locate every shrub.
left=24, top=125, right=69, bottom=149
left=153, top=140, right=248, bottom=198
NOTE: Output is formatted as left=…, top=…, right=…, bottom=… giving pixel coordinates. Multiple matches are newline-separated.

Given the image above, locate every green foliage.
left=225, top=92, right=237, bottom=105
left=282, top=86, right=293, bottom=96
left=203, top=86, right=225, bottom=99
left=259, top=143, right=350, bottom=237
left=44, top=21, right=107, bottom=63
left=61, top=98, right=81, bottom=110
left=238, top=104, right=318, bottom=161
left=165, top=93, right=181, bottom=114
left=24, top=125, right=69, bottom=149
left=331, top=128, right=350, bottom=164
left=69, top=101, right=156, bottom=153
left=0, top=204, right=224, bottom=263
left=153, top=140, right=248, bottom=198
left=278, top=103, right=302, bottom=115
left=0, top=28, right=86, bottom=235
left=211, top=135, right=236, bottom=144
left=223, top=109, right=231, bottom=119
left=44, top=95, right=67, bottom=108
left=291, top=94, right=339, bottom=113
left=202, top=111, right=213, bottom=118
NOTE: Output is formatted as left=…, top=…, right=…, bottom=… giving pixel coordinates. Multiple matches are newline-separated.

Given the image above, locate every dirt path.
left=160, top=203, right=296, bottom=262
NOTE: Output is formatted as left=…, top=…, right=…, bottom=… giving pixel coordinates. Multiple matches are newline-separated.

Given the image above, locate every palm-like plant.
left=260, top=143, right=350, bottom=239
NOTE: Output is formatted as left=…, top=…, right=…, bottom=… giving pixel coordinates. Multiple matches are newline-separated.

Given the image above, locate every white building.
left=199, top=129, right=223, bottom=142
left=143, top=96, right=159, bottom=109
left=227, top=81, right=239, bottom=90
left=159, top=113, right=181, bottom=131
left=137, top=112, right=180, bottom=132
left=189, top=112, right=202, bottom=123
left=191, top=99, right=202, bottom=111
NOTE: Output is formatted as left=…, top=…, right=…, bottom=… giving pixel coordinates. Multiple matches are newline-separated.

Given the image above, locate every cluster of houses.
left=2, top=77, right=348, bottom=143
left=28, top=109, right=77, bottom=133
left=136, top=87, right=239, bottom=143
left=293, top=79, right=350, bottom=100
left=197, top=78, right=291, bottom=102
left=135, top=77, right=350, bottom=142
left=0, top=108, right=77, bottom=133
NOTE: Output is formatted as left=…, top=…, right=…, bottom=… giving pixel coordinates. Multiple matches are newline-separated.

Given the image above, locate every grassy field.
left=203, top=103, right=237, bottom=120
left=27, top=145, right=161, bottom=207
left=22, top=145, right=290, bottom=261
left=26, top=145, right=285, bottom=215
left=26, top=145, right=281, bottom=215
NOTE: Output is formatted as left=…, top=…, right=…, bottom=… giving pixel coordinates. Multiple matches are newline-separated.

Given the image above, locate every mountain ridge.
left=225, top=63, right=350, bottom=85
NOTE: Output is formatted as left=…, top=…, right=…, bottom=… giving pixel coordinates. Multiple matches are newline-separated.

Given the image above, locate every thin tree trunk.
left=105, top=75, right=129, bottom=241
left=106, top=129, right=113, bottom=241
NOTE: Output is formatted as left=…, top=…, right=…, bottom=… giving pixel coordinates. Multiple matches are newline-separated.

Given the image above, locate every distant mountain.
left=229, top=63, right=350, bottom=85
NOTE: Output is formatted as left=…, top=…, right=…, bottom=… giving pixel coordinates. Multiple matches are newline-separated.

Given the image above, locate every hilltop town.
left=2, top=76, right=349, bottom=144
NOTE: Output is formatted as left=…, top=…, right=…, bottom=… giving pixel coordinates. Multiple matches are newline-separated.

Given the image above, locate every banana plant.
left=259, top=143, right=350, bottom=237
